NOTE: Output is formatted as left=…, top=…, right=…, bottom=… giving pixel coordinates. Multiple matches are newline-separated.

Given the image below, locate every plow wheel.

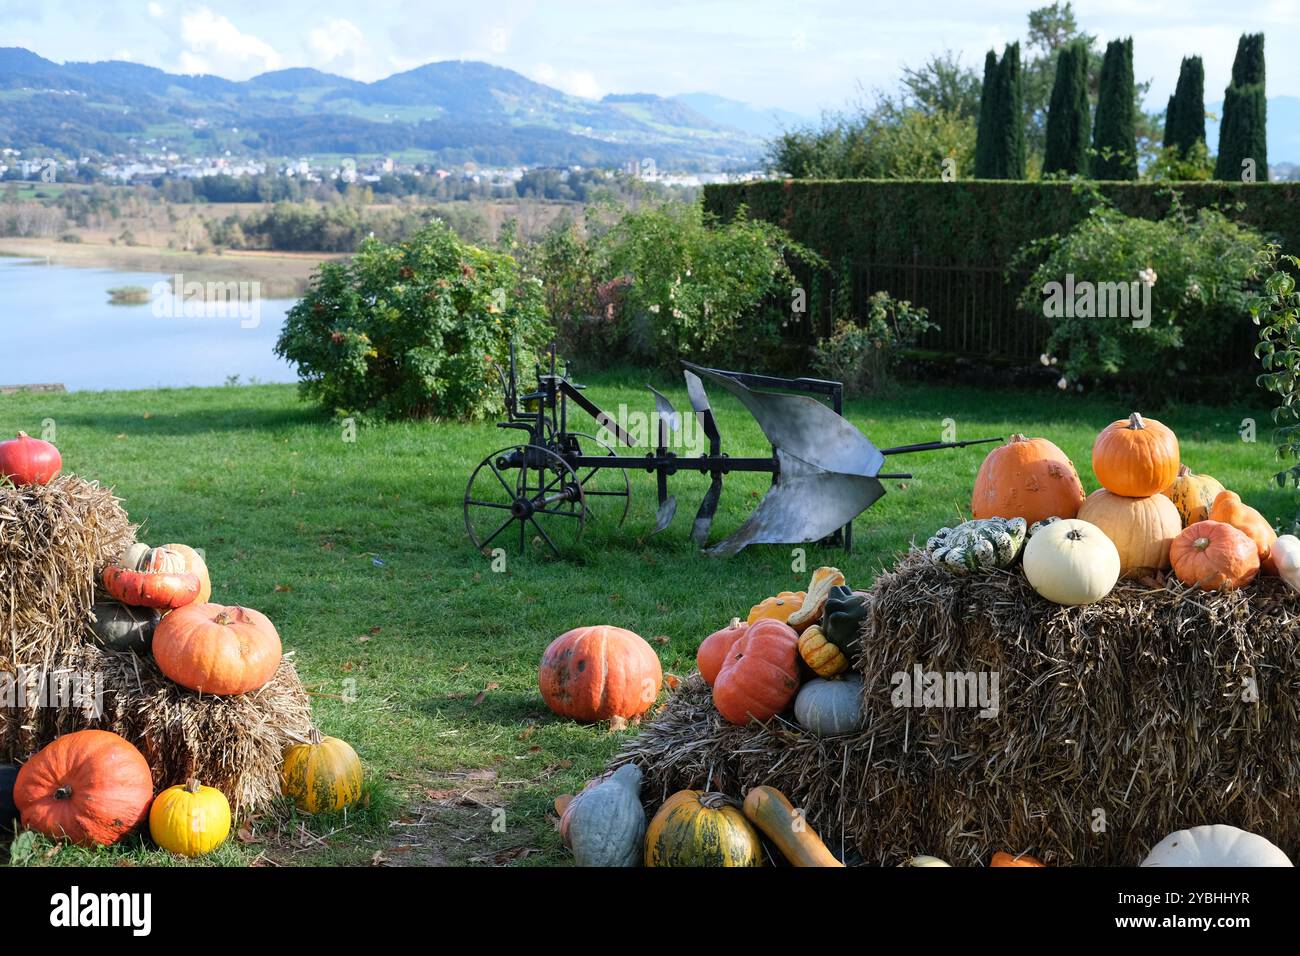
left=566, top=431, right=630, bottom=529
left=464, top=444, right=586, bottom=558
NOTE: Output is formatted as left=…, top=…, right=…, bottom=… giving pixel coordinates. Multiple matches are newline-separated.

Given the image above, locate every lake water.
left=0, top=257, right=299, bottom=391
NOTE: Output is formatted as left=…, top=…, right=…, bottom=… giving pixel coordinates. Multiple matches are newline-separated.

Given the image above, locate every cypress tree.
left=1092, top=37, right=1137, bottom=180
left=974, top=49, right=1000, bottom=178
left=1044, top=40, right=1090, bottom=176
left=1215, top=33, right=1268, bottom=181
left=995, top=42, right=1026, bottom=179
left=1163, top=55, right=1205, bottom=155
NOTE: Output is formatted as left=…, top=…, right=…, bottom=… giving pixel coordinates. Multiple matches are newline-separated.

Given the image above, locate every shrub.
left=1250, top=244, right=1300, bottom=514
left=275, top=220, right=551, bottom=421
left=1016, top=190, right=1264, bottom=388
left=811, top=291, right=936, bottom=394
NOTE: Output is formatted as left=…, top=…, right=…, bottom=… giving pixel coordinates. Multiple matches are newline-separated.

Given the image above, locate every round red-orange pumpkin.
left=0, top=431, right=62, bottom=485
left=14, top=730, right=153, bottom=846
left=1209, top=491, right=1277, bottom=575
left=158, top=543, right=212, bottom=604
left=712, top=618, right=800, bottom=725
left=697, top=619, right=747, bottom=686
left=102, top=545, right=201, bottom=610
left=1170, top=520, right=1260, bottom=592
left=152, top=603, right=283, bottom=695
left=539, top=625, right=663, bottom=722
left=971, top=434, right=1085, bottom=525
left=1092, top=412, right=1180, bottom=497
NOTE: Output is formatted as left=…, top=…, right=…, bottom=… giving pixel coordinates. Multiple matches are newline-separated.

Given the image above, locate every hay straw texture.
left=76, top=646, right=313, bottom=816
left=0, top=476, right=133, bottom=759
left=617, top=552, right=1300, bottom=866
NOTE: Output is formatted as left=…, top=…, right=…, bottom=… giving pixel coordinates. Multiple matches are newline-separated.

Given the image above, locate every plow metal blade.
left=683, top=369, right=724, bottom=546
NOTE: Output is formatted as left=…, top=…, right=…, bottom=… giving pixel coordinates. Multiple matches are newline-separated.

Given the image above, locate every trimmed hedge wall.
left=703, top=179, right=1300, bottom=268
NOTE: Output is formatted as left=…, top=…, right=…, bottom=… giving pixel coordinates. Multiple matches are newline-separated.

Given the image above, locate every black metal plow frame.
left=463, top=346, right=999, bottom=558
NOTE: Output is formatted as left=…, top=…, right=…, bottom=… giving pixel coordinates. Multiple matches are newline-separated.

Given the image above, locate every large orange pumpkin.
left=971, top=434, right=1085, bottom=525
left=152, top=603, right=283, bottom=695
left=713, top=618, right=800, bottom=725
left=697, top=619, right=747, bottom=687
left=14, top=730, right=153, bottom=846
left=1076, top=489, right=1181, bottom=578
left=1209, top=491, right=1278, bottom=574
left=539, top=625, right=663, bottom=722
left=1092, top=412, right=1180, bottom=497
left=1170, top=520, right=1260, bottom=592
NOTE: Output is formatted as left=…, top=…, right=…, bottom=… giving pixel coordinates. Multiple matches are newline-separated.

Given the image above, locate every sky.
left=2, top=0, right=1298, bottom=115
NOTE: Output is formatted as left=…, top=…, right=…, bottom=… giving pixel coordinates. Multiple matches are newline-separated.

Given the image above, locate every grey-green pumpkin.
left=0, top=762, right=18, bottom=831
left=926, top=516, right=1027, bottom=572
left=794, top=676, right=865, bottom=737
left=88, top=601, right=161, bottom=653
left=557, top=764, right=646, bottom=866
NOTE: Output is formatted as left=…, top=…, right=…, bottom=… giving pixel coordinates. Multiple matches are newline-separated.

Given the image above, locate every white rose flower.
left=1057, top=376, right=1068, bottom=390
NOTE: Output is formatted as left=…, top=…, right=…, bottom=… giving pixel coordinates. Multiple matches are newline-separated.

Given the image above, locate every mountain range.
left=0, top=47, right=808, bottom=171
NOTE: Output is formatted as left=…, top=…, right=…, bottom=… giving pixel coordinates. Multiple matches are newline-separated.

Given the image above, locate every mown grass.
left=1, top=371, right=1290, bottom=866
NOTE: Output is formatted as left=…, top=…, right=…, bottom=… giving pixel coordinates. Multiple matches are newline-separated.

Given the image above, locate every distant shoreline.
left=0, top=238, right=341, bottom=299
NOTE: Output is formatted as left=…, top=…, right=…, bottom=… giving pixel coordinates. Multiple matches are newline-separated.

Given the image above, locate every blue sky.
left=2, top=1, right=1297, bottom=114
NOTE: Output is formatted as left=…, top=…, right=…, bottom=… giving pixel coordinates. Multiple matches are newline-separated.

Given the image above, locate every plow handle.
left=880, top=437, right=1002, bottom=455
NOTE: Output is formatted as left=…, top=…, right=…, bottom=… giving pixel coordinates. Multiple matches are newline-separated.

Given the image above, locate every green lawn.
left=1, top=372, right=1290, bottom=866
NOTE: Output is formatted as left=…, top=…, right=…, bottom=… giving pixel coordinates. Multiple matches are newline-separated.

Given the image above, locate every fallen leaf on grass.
left=517, top=724, right=536, bottom=741
left=274, top=583, right=292, bottom=593
left=664, top=673, right=681, bottom=690
left=471, top=681, right=500, bottom=706
left=371, top=851, right=389, bottom=866
left=650, top=635, right=670, bottom=645
left=607, top=715, right=629, bottom=733
left=237, top=823, right=259, bottom=844
left=424, top=789, right=459, bottom=800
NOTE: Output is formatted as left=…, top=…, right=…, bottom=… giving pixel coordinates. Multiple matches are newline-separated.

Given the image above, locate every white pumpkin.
left=1271, top=534, right=1300, bottom=594
left=1022, top=518, right=1120, bottom=606
left=1141, top=824, right=1292, bottom=867
left=909, top=855, right=952, bottom=867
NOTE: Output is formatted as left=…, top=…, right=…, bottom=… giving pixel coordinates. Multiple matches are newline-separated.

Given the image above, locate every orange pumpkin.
left=1170, top=520, right=1260, bottom=592
left=152, top=603, right=283, bottom=695
left=971, top=434, right=1085, bottom=525
left=159, top=543, right=212, bottom=604
left=1092, top=412, right=1180, bottom=497
left=697, top=619, right=747, bottom=687
left=539, top=625, right=663, bottom=722
left=13, top=730, right=153, bottom=846
left=102, top=545, right=201, bottom=610
left=991, top=851, right=1045, bottom=867
left=713, top=618, right=800, bottom=725
left=747, top=591, right=805, bottom=625
left=1076, top=489, right=1181, bottom=578
left=1209, top=491, right=1277, bottom=574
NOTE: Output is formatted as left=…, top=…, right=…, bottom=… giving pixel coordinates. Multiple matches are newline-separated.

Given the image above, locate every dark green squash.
left=0, top=763, right=18, bottom=832
left=88, top=601, right=161, bottom=653
left=821, top=586, right=869, bottom=656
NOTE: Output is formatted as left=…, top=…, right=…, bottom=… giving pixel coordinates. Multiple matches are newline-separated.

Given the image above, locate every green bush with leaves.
left=276, top=220, right=551, bottom=421
left=811, top=291, right=936, bottom=394
left=1016, top=190, right=1263, bottom=388
left=1251, top=244, right=1300, bottom=507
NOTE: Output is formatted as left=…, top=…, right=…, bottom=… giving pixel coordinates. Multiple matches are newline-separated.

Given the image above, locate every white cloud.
left=532, top=63, right=602, bottom=99
left=147, top=2, right=165, bottom=18
left=308, top=18, right=368, bottom=65
left=177, top=7, right=281, bottom=77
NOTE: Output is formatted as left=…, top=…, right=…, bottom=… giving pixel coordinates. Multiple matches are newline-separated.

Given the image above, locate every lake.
left=0, top=257, right=300, bottom=391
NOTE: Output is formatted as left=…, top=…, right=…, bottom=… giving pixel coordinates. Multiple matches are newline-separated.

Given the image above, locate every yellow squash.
left=149, top=778, right=231, bottom=857
left=742, top=785, right=843, bottom=867
left=797, top=624, right=849, bottom=677
left=1161, top=465, right=1225, bottom=526
left=282, top=729, right=364, bottom=814
left=786, top=567, right=846, bottom=632
left=645, top=790, right=763, bottom=867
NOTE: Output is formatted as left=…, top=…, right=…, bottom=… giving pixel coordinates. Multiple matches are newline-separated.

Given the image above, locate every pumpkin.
left=821, top=586, right=869, bottom=656
left=786, top=567, right=845, bottom=631
left=122, top=541, right=151, bottom=572
left=557, top=764, right=645, bottom=867
left=1161, top=465, right=1224, bottom=526
left=0, top=430, right=62, bottom=485
left=282, top=729, right=364, bottom=814
left=152, top=603, right=283, bottom=695
left=697, top=619, right=747, bottom=687
left=743, top=785, right=843, bottom=867
left=14, top=730, right=153, bottom=846
left=0, top=763, right=18, bottom=832
left=1140, top=824, right=1293, bottom=867
left=926, top=516, right=1027, bottom=572
left=87, top=601, right=161, bottom=654
left=991, top=851, right=1045, bottom=867
left=156, top=544, right=212, bottom=604
left=102, top=546, right=201, bottom=611
left=971, top=434, right=1085, bottom=525
left=797, top=625, right=848, bottom=677
left=910, top=855, right=952, bottom=867
left=1271, top=534, right=1300, bottom=595
left=1092, top=412, right=1180, bottom=497
left=1022, top=518, right=1120, bottom=606
left=539, top=625, right=662, bottom=722
left=1209, top=490, right=1277, bottom=574
left=644, top=790, right=763, bottom=867
left=1170, top=520, right=1259, bottom=592
left=149, top=778, right=231, bottom=857
left=746, top=590, right=805, bottom=625
left=794, top=675, right=865, bottom=736
left=712, top=618, right=800, bottom=725
left=1076, top=489, right=1181, bottom=578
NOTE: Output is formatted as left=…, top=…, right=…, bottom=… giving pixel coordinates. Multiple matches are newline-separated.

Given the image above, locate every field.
left=0, top=372, right=1289, bottom=866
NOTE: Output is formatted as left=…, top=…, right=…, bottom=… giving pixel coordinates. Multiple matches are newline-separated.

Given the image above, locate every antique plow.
left=463, top=346, right=999, bottom=557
